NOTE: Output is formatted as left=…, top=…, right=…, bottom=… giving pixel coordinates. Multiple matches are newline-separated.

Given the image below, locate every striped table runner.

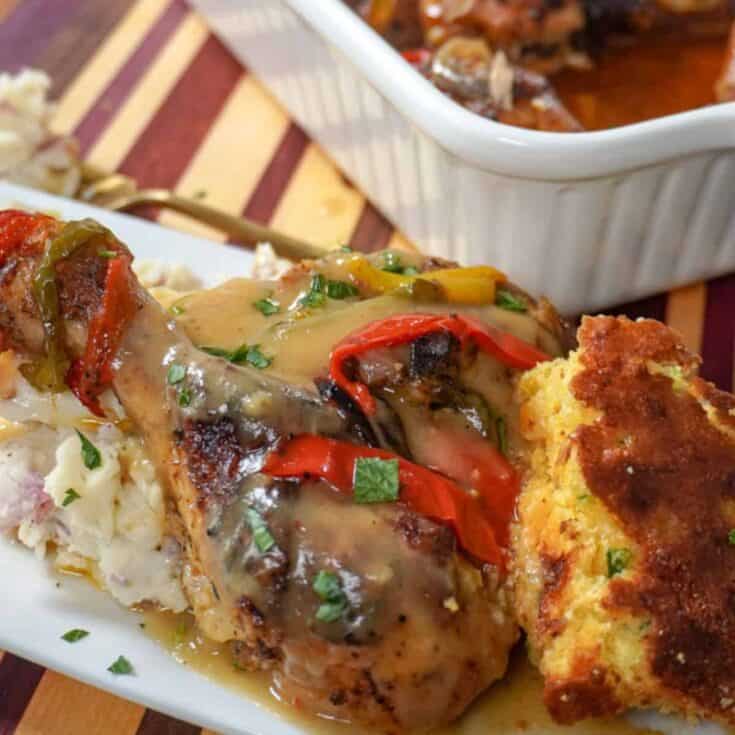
left=0, top=1, right=733, bottom=733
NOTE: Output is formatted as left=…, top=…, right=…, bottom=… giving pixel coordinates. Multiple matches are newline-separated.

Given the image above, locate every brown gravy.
left=555, top=38, right=726, bottom=130
left=143, top=611, right=659, bottom=735
left=143, top=273, right=657, bottom=733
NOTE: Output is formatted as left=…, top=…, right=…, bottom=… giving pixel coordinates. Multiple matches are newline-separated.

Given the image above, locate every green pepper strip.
left=21, top=219, right=112, bottom=392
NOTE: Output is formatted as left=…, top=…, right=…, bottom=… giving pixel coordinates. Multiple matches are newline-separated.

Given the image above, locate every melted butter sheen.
left=144, top=611, right=660, bottom=735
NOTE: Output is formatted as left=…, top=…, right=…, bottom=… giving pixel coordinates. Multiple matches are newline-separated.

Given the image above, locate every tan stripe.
left=665, top=282, right=707, bottom=353
left=0, top=0, right=19, bottom=22
left=16, top=670, right=144, bottom=735
left=270, top=144, right=364, bottom=247
left=52, top=0, right=170, bottom=134
left=158, top=75, right=290, bottom=240
left=87, top=12, right=207, bottom=172
left=386, top=229, right=416, bottom=253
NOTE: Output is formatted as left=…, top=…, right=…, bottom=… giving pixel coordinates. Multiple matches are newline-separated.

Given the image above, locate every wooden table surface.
left=0, top=1, right=733, bottom=733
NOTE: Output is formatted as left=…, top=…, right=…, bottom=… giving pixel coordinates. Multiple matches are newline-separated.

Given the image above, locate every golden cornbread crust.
left=513, top=315, right=735, bottom=726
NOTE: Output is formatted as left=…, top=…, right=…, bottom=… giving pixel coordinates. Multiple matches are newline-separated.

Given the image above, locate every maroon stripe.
left=118, top=34, right=242, bottom=190
left=608, top=292, right=668, bottom=323
left=0, top=0, right=136, bottom=97
left=240, top=123, right=309, bottom=226
left=0, top=654, right=44, bottom=735
left=0, top=0, right=81, bottom=74
left=700, top=274, right=735, bottom=391
left=348, top=203, right=394, bottom=253
left=39, top=0, right=136, bottom=97
left=74, top=0, right=188, bottom=155
left=135, top=709, right=200, bottom=735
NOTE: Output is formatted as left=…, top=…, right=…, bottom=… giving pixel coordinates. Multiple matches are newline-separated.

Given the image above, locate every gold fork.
left=77, top=162, right=329, bottom=262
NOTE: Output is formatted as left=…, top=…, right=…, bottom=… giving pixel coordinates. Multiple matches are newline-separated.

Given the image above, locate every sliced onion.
left=431, top=36, right=493, bottom=100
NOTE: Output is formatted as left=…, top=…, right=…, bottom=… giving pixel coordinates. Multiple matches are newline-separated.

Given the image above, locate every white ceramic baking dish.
left=192, top=0, right=735, bottom=314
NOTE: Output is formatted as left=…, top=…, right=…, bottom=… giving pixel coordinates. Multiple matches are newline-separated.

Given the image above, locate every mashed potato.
left=0, top=69, right=80, bottom=197
left=0, top=361, right=188, bottom=611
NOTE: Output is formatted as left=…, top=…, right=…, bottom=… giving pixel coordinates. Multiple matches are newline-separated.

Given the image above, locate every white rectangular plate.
left=0, top=181, right=305, bottom=735
left=0, top=182, right=720, bottom=735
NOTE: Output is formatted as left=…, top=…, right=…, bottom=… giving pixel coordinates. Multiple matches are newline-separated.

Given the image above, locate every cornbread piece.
left=512, top=315, right=735, bottom=727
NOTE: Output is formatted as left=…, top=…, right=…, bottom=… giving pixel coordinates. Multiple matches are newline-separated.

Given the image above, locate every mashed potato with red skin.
left=0, top=248, right=286, bottom=612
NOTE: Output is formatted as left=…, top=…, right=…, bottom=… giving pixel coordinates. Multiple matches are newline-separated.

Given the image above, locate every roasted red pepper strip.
left=329, top=313, right=550, bottom=416
left=263, top=434, right=506, bottom=567
left=0, top=210, right=54, bottom=267
left=401, top=48, right=432, bottom=67
left=414, top=425, right=519, bottom=548
left=67, top=254, right=138, bottom=416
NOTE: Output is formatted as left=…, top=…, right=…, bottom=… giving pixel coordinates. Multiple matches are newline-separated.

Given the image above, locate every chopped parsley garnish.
left=246, top=508, right=276, bottom=553
left=313, top=570, right=348, bottom=623
left=381, top=252, right=405, bottom=273
left=607, top=548, right=632, bottom=578
left=340, top=245, right=353, bottom=253
left=496, top=416, right=507, bottom=455
left=61, top=629, right=89, bottom=643
left=326, top=280, right=358, bottom=300
left=495, top=288, right=528, bottom=312
left=244, top=345, right=272, bottom=369
left=62, top=488, right=81, bottom=507
left=728, top=529, right=735, bottom=546
left=353, top=457, right=400, bottom=504
left=380, top=252, right=420, bottom=276
left=75, top=430, right=101, bottom=470
left=98, top=249, right=117, bottom=259
left=201, top=346, right=231, bottom=359
left=167, top=364, right=186, bottom=385
left=299, top=273, right=360, bottom=306
left=253, top=297, right=280, bottom=316
left=200, top=344, right=272, bottom=369
left=178, top=387, right=192, bottom=407
left=107, top=656, right=133, bottom=675
left=300, top=273, right=327, bottom=308
left=170, top=303, right=185, bottom=317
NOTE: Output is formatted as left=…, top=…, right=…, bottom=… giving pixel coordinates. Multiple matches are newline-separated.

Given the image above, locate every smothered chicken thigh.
left=0, top=211, right=565, bottom=731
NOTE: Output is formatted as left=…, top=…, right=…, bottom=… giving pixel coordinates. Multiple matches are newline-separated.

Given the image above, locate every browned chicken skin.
left=0, top=214, right=568, bottom=731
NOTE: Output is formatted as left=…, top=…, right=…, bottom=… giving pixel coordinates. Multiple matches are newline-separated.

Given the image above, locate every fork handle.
left=111, top=189, right=329, bottom=262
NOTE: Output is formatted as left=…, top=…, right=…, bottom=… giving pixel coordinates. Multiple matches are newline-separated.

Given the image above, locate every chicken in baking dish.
left=514, top=315, right=735, bottom=728
left=347, top=0, right=735, bottom=131
left=0, top=210, right=566, bottom=731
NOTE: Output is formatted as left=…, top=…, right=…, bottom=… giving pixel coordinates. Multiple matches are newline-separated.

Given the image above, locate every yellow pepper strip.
left=424, top=266, right=505, bottom=304
left=346, top=257, right=505, bottom=305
